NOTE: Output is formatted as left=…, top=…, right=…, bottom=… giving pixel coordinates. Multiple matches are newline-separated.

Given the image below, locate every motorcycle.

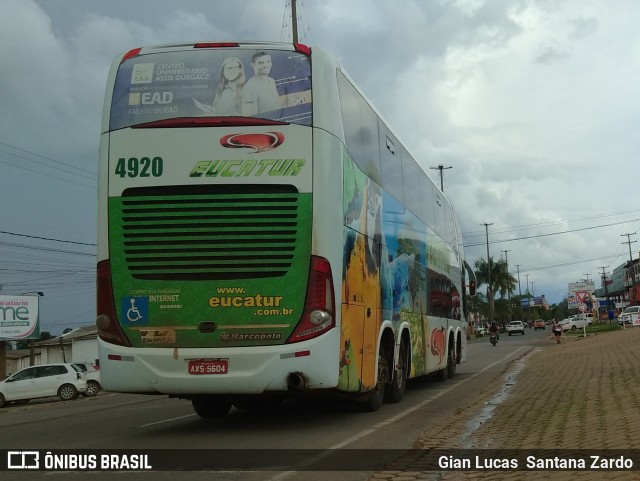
left=489, top=332, right=497, bottom=346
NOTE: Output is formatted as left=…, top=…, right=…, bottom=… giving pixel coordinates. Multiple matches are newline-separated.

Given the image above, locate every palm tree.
left=474, top=257, right=517, bottom=322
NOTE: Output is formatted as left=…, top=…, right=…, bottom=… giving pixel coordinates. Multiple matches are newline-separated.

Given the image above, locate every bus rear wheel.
left=446, top=342, right=456, bottom=378
left=436, top=341, right=455, bottom=382
left=384, top=339, right=408, bottom=403
left=192, top=396, right=232, bottom=418
left=360, top=347, right=389, bottom=412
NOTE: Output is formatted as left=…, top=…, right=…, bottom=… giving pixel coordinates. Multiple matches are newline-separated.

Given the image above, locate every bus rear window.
left=109, top=48, right=312, bottom=130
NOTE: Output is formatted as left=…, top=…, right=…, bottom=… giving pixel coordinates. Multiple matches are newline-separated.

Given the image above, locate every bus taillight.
left=287, top=256, right=335, bottom=344
left=120, top=48, right=142, bottom=63
left=293, top=43, right=311, bottom=55
left=96, top=260, right=132, bottom=347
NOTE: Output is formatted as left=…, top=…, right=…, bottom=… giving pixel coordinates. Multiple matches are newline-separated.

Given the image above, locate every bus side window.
left=379, top=121, right=403, bottom=206
left=401, top=152, right=426, bottom=222
left=338, top=71, right=381, bottom=185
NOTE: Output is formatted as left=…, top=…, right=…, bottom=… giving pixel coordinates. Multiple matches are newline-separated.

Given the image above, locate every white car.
left=560, top=317, right=593, bottom=331
left=0, top=363, right=88, bottom=408
left=618, top=306, right=640, bottom=326
left=506, top=321, right=525, bottom=335
left=72, top=362, right=101, bottom=397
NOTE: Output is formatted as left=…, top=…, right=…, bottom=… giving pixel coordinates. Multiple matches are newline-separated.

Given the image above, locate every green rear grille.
left=117, top=185, right=302, bottom=280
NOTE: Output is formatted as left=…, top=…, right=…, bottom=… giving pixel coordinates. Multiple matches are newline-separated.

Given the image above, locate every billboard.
left=569, top=281, right=595, bottom=294
left=520, top=295, right=549, bottom=309
left=0, top=295, right=40, bottom=340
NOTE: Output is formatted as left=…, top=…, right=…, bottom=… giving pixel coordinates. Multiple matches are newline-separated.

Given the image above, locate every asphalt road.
left=0, top=327, right=550, bottom=481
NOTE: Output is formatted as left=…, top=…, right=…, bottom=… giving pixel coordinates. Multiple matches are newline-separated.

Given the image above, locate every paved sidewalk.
left=369, top=327, right=640, bottom=480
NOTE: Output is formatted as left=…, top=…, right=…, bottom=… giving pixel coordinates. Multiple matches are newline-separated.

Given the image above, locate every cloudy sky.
left=2, top=0, right=639, bottom=334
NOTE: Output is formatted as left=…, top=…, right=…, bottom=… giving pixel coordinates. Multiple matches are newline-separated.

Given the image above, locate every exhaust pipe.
left=286, top=372, right=309, bottom=390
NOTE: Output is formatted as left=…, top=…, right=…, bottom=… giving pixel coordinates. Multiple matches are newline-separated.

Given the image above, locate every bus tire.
left=192, top=396, right=232, bottom=418
left=384, top=339, right=408, bottom=403
left=446, top=340, right=456, bottom=378
left=360, top=347, right=388, bottom=412
left=435, top=341, right=455, bottom=382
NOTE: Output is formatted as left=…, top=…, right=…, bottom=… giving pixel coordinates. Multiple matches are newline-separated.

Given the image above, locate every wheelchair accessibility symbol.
left=121, top=297, right=149, bottom=326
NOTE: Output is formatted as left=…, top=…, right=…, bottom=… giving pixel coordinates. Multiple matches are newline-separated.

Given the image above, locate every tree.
left=40, top=332, right=54, bottom=341
left=474, top=256, right=518, bottom=322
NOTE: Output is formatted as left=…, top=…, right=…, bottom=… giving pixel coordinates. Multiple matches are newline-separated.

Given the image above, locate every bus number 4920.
left=115, top=156, right=163, bottom=178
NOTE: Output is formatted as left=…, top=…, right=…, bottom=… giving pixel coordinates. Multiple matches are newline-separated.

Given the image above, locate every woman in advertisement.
left=212, top=56, right=246, bottom=116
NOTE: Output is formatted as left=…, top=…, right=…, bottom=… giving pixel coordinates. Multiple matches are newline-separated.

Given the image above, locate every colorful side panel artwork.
left=339, top=153, right=438, bottom=391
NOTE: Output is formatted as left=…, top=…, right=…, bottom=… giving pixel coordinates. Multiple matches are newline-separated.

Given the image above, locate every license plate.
left=188, top=359, right=229, bottom=375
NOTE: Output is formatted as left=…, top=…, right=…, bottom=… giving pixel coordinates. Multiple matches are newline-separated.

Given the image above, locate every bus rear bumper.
left=97, top=330, right=340, bottom=396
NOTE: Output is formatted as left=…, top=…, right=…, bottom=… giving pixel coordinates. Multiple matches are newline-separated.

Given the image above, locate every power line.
left=462, top=209, right=640, bottom=239
left=514, top=253, right=623, bottom=274
left=0, top=240, right=94, bottom=257
left=0, top=230, right=95, bottom=247
left=462, top=218, right=640, bottom=248
left=0, top=141, right=96, bottom=177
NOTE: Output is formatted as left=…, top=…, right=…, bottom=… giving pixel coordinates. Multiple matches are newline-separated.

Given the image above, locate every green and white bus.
left=97, top=42, right=476, bottom=417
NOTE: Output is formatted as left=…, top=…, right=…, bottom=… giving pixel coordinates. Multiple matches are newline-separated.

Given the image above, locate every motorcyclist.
left=489, top=321, right=499, bottom=341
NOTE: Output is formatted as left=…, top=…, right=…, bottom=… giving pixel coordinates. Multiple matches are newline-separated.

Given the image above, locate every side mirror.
left=464, top=260, right=477, bottom=296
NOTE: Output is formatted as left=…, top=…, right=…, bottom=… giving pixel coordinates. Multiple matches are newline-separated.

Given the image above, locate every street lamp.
left=430, top=164, right=452, bottom=192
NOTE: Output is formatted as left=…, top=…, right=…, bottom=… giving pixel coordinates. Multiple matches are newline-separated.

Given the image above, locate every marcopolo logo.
left=220, top=132, right=284, bottom=153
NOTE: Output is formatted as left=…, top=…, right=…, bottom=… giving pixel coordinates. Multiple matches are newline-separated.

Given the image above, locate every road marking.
left=266, top=346, right=528, bottom=481
left=138, top=413, right=196, bottom=428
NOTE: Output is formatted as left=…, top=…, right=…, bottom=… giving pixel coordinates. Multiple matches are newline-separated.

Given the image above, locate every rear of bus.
left=97, top=42, right=340, bottom=401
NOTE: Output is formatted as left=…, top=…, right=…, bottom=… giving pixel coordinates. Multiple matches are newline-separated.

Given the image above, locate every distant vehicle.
left=560, top=317, right=592, bottom=331
left=71, top=362, right=101, bottom=397
left=533, top=320, right=546, bottom=330
left=506, top=321, right=525, bottom=336
left=0, top=363, right=88, bottom=408
left=618, top=306, right=640, bottom=326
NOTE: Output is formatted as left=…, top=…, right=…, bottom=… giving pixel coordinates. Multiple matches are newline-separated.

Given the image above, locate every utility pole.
left=515, top=264, right=522, bottom=322
left=482, top=223, right=494, bottom=324
left=502, top=250, right=511, bottom=322
left=430, top=164, right=452, bottom=192
left=621, top=233, right=638, bottom=305
left=525, top=274, right=532, bottom=324
left=291, top=0, right=298, bottom=43
left=599, top=266, right=610, bottom=319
